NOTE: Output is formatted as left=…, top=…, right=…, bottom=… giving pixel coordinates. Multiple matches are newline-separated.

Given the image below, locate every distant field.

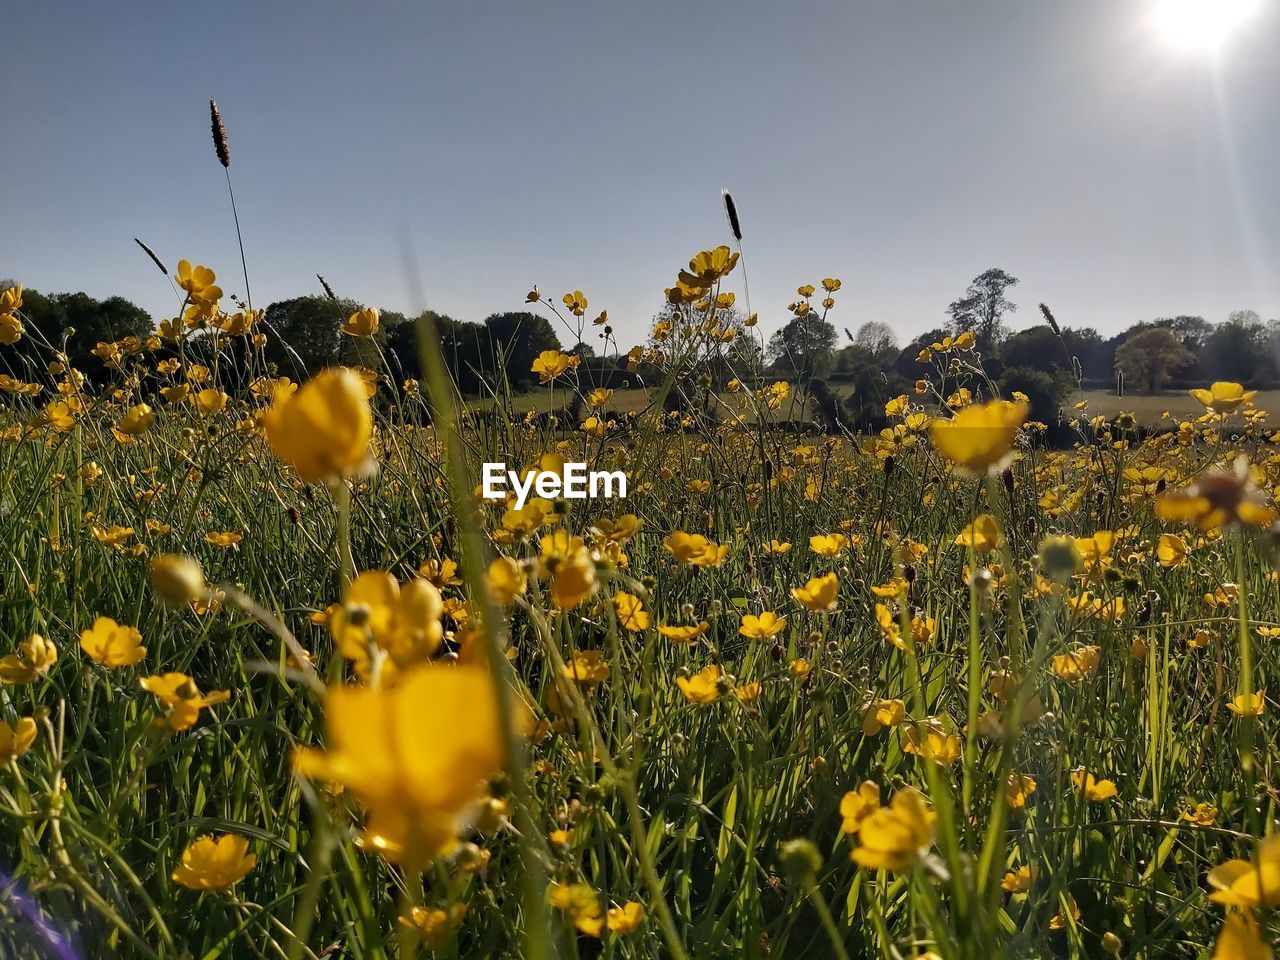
left=485, top=385, right=1280, bottom=428
left=1071, top=388, right=1280, bottom=424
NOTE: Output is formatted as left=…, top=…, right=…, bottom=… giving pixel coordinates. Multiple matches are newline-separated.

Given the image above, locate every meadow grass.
left=0, top=172, right=1278, bottom=960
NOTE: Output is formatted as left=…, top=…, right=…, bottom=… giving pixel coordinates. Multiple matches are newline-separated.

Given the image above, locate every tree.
left=768, top=314, right=837, bottom=379
left=1155, top=315, right=1213, bottom=352
left=1000, top=366, right=1075, bottom=423
left=261, top=296, right=348, bottom=376
left=999, top=327, right=1068, bottom=375
left=481, top=312, right=562, bottom=390
left=17, top=288, right=152, bottom=381
left=851, top=322, right=898, bottom=363
left=947, top=268, right=1018, bottom=353
left=1200, top=313, right=1266, bottom=384
left=1114, top=327, right=1194, bottom=393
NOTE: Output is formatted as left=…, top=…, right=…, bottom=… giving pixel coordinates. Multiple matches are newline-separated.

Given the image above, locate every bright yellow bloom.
left=0, top=634, right=57, bottom=684
left=194, top=388, right=228, bottom=415
left=606, top=901, right=646, bottom=935
left=1208, top=835, right=1280, bottom=909
left=1156, top=457, right=1275, bottom=531
left=1157, top=533, right=1188, bottom=567
left=1052, top=644, right=1101, bottom=681
left=80, top=617, right=146, bottom=667
left=0, top=283, right=22, bottom=314
left=850, top=787, right=935, bottom=872
left=564, top=649, right=610, bottom=684
left=0, top=717, right=37, bottom=763
left=739, top=611, right=787, bottom=639
left=929, top=399, right=1028, bottom=473
left=901, top=721, right=962, bottom=766
left=861, top=698, right=906, bottom=736
left=809, top=533, right=849, bottom=557
left=342, top=307, right=380, bottom=337
left=531, top=350, right=576, bottom=383
left=263, top=368, right=373, bottom=483
left=140, top=672, right=231, bottom=731
left=663, top=531, right=729, bottom=567
left=294, top=666, right=519, bottom=865
left=1184, top=802, right=1219, bottom=826
left=679, top=246, right=739, bottom=287
left=677, top=664, right=723, bottom=704
left=1002, top=864, right=1035, bottom=893
left=171, top=835, right=256, bottom=890
left=1227, top=690, right=1266, bottom=717
left=955, top=514, right=1003, bottom=553
left=539, top=530, right=597, bottom=609
left=204, top=531, right=243, bottom=548
left=839, top=781, right=881, bottom=834
left=613, top=591, right=650, bottom=631
left=1210, top=911, right=1271, bottom=960
left=174, top=260, right=222, bottom=303
left=1072, top=770, right=1118, bottom=802
left=1006, top=773, right=1037, bottom=809
left=399, top=903, right=466, bottom=948
left=117, top=403, right=155, bottom=436
left=658, top=622, right=708, bottom=644
left=792, top=573, right=838, bottom=612
left=486, top=556, right=527, bottom=606
left=328, top=571, right=444, bottom=680
left=1190, top=381, right=1256, bottom=414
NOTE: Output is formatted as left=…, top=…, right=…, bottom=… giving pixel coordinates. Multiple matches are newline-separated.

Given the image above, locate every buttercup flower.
left=263, top=368, right=373, bottom=483
left=171, top=835, right=256, bottom=891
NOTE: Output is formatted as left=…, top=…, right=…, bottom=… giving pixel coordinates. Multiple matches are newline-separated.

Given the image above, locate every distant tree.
left=261, top=296, right=349, bottom=376
left=1114, top=327, right=1194, bottom=393
left=999, top=327, right=1068, bottom=375
left=1061, top=327, right=1111, bottom=383
left=851, top=321, right=898, bottom=362
left=1154, top=315, right=1213, bottom=352
left=568, top=341, right=596, bottom=360
left=386, top=312, right=490, bottom=393
left=482, top=312, right=562, bottom=390
left=893, top=327, right=951, bottom=381
left=1200, top=313, right=1266, bottom=383
left=768, top=314, right=837, bottom=379
left=946, top=268, right=1018, bottom=353
left=17, top=289, right=152, bottom=381
left=1000, top=365, right=1074, bottom=423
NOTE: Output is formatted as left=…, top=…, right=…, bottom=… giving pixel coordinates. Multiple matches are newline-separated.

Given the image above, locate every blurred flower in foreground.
left=929, top=399, right=1028, bottom=473
left=263, top=367, right=373, bottom=484
left=1156, top=457, right=1275, bottom=531
left=294, top=666, right=523, bottom=866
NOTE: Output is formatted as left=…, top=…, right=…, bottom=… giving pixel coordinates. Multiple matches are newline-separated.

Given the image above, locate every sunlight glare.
left=1155, top=0, right=1262, bottom=52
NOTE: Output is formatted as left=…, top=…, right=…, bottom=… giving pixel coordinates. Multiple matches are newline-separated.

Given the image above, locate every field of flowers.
left=3, top=134, right=1280, bottom=960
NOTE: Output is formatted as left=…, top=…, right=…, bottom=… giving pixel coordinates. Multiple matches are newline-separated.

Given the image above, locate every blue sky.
left=3, top=0, right=1279, bottom=350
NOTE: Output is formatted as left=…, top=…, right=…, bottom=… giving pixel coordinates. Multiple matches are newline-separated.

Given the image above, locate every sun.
left=1154, top=0, right=1262, bottom=52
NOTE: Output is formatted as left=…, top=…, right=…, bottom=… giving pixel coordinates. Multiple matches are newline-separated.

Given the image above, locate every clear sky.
left=3, top=0, right=1279, bottom=350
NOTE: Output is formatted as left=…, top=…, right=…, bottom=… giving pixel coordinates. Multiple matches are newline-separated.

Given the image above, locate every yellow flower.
left=0, top=634, right=57, bottom=684
left=850, top=787, right=935, bottom=872
left=0, top=283, right=23, bottom=314
left=0, top=313, right=25, bottom=345
left=658, top=622, right=708, bottom=644
left=328, top=571, right=444, bottom=680
left=194, top=388, right=228, bottom=415
left=0, top=717, right=37, bottom=763
left=861, top=698, right=906, bottom=735
left=531, top=350, right=576, bottom=383
left=1190, top=381, right=1256, bottom=414
left=1052, top=644, right=1101, bottom=681
left=663, top=531, right=729, bottom=568
left=606, top=901, right=645, bottom=935
left=766, top=539, right=792, bottom=555
left=549, top=882, right=604, bottom=937
left=735, top=682, right=762, bottom=703
left=955, top=514, right=1002, bottom=553
left=929, top=399, right=1028, bottom=473
left=171, top=835, right=256, bottom=891
left=679, top=246, right=739, bottom=287
left=809, top=533, right=849, bottom=557
left=586, top=387, right=614, bottom=407
left=561, top=290, right=589, bottom=316
left=1005, top=773, right=1037, bottom=809
left=80, top=617, right=146, bottom=667
left=901, top=721, right=962, bottom=766
left=1208, top=835, right=1280, bottom=909
left=677, top=664, right=723, bottom=704
left=1157, top=533, right=1188, bottom=567
left=263, top=368, right=373, bottom=483
left=149, top=555, right=207, bottom=607
left=1049, top=895, right=1081, bottom=932
left=1209, top=911, right=1270, bottom=960
left=486, top=556, right=527, bottom=606
left=204, top=531, right=243, bottom=548
left=1071, top=770, right=1118, bottom=802
left=539, top=530, right=597, bottom=610
left=1001, top=864, right=1035, bottom=893
left=161, top=384, right=191, bottom=404
left=140, top=672, right=231, bottom=731
left=294, top=666, right=520, bottom=865
left=117, top=403, right=155, bottom=436
left=174, top=260, right=222, bottom=303
left=342, top=307, right=380, bottom=337
left=92, top=524, right=134, bottom=548
left=739, top=611, right=786, bottom=639
left=1156, top=457, right=1275, bottom=531
left=399, top=903, right=466, bottom=949
left=839, top=781, right=881, bottom=835
left=564, top=649, right=610, bottom=684
left=792, top=573, right=838, bottom=612
left=1184, top=802, right=1219, bottom=826
left=613, top=592, right=650, bottom=631
left=1228, top=690, right=1266, bottom=717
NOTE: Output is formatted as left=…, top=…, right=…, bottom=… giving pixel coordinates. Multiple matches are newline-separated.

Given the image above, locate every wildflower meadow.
left=3, top=104, right=1280, bottom=960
